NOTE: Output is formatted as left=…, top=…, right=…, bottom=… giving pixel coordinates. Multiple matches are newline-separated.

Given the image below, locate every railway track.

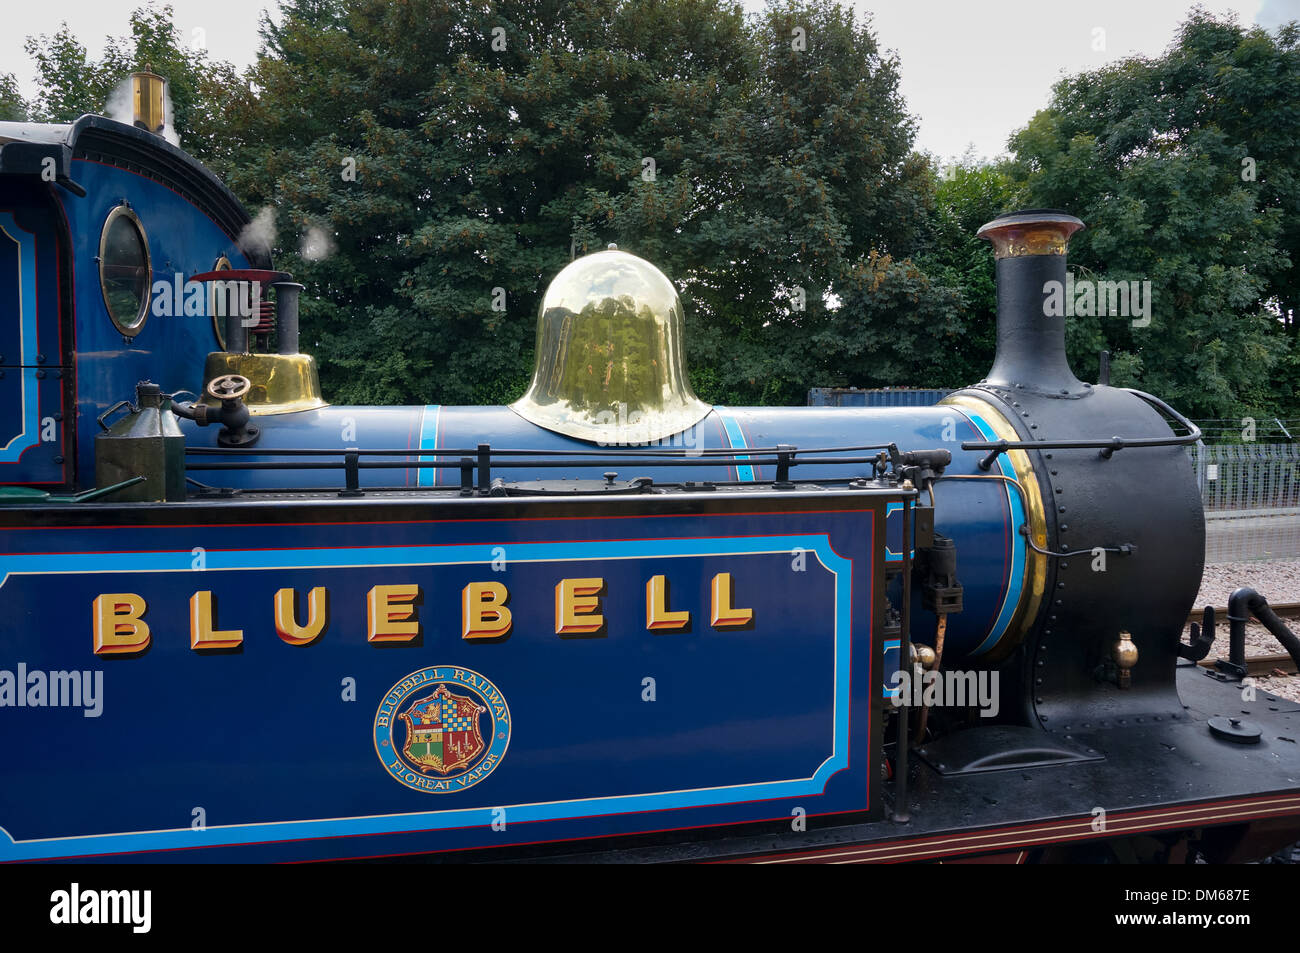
left=1189, top=601, right=1300, bottom=676
left=1188, top=601, right=1300, bottom=623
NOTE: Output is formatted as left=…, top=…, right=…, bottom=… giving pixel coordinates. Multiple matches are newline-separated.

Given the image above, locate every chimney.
left=976, top=209, right=1086, bottom=395
left=130, top=71, right=168, bottom=135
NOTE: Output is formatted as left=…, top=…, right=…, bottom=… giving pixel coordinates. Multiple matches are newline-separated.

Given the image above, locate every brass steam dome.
left=510, top=247, right=712, bottom=444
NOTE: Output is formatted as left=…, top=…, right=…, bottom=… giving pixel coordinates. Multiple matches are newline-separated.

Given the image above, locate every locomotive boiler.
left=1, top=74, right=1298, bottom=864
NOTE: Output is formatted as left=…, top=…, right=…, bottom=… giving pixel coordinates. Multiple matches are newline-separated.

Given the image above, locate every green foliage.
left=218, top=0, right=939, bottom=406
left=14, top=2, right=1300, bottom=420
left=22, top=24, right=107, bottom=123
left=23, top=3, right=241, bottom=166
left=905, top=156, right=1017, bottom=386
left=0, top=74, right=27, bottom=121
left=809, top=250, right=964, bottom=390
left=1004, top=11, right=1300, bottom=419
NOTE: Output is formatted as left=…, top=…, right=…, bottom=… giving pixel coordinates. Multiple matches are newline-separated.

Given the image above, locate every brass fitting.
left=1113, top=630, right=1139, bottom=688
left=910, top=643, right=938, bottom=670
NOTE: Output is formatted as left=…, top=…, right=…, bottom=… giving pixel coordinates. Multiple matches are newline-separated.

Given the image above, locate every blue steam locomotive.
left=0, top=73, right=1296, bottom=863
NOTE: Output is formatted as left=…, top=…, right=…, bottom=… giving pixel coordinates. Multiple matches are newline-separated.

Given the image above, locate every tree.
left=1005, top=11, right=1300, bottom=419
left=664, top=0, right=935, bottom=404
left=902, top=156, right=1017, bottom=388
left=16, top=2, right=1300, bottom=418
left=0, top=74, right=25, bottom=122
left=222, top=0, right=941, bottom=407
left=22, top=3, right=241, bottom=167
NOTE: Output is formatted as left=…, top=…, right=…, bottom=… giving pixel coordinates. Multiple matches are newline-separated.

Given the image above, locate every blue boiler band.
left=714, top=407, right=754, bottom=482
left=418, top=405, right=441, bottom=487
left=952, top=406, right=1030, bottom=658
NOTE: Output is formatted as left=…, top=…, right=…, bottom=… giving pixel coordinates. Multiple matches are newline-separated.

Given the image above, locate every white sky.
left=4, top=0, right=1298, bottom=161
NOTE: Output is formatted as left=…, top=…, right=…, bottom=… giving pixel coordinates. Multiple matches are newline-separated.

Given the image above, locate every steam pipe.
left=274, top=281, right=303, bottom=355
left=1223, top=588, right=1300, bottom=676
left=188, top=270, right=294, bottom=356
left=224, top=309, right=249, bottom=355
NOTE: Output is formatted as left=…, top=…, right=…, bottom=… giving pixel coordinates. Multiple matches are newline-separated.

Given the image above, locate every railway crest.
left=401, top=684, right=486, bottom=775
left=374, top=666, right=511, bottom=793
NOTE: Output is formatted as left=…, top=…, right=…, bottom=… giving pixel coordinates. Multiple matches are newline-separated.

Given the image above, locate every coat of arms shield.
left=398, top=683, right=488, bottom=775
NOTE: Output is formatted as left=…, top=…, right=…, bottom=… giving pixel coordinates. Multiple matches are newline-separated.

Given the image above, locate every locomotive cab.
left=0, top=73, right=271, bottom=493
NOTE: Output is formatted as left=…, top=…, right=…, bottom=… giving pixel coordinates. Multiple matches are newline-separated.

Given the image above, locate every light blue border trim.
left=713, top=406, right=754, bottom=481
left=882, top=638, right=900, bottom=698
left=0, top=212, right=41, bottom=462
left=0, top=533, right=856, bottom=860
left=883, top=502, right=916, bottom=563
left=417, top=405, right=441, bottom=487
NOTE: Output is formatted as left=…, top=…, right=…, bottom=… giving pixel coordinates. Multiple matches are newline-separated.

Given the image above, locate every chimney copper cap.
left=977, top=209, right=1084, bottom=259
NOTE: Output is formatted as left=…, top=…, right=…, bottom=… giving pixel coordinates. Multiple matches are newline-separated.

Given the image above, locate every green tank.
left=94, top=381, right=187, bottom=502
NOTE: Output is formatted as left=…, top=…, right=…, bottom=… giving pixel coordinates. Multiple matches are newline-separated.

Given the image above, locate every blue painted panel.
left=57, top=159, right=254, bottom=489
left=0, top=204, right=66, bottom=484
left=0, top=497, right=881, bottom=861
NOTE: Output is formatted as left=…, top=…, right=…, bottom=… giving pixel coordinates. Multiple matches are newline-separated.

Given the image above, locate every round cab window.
left=99, top=206, right=151, bottom=336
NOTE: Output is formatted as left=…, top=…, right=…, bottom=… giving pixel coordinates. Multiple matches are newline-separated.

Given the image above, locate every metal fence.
left=1188, top=418, right=1300, bottom=443
left=807, top=387, right=952, bottom=407
left=1189, top=443, right=1300, bottom=563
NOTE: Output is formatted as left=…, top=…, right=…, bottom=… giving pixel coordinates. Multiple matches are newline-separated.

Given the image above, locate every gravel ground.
left=1196, top=559, right=1300, bottom=608
left=1191, top=559, right=1300, bottom=702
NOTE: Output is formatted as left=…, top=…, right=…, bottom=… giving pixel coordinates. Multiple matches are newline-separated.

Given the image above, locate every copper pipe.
left=914, top=613, right=947, bottom=743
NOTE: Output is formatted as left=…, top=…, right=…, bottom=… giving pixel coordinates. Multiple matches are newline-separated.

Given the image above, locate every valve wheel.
left=207, top=374, right=251, bottom=401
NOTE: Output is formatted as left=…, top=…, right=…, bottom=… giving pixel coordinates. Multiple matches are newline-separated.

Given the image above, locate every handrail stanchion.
left=894, top=495, right=913, bottom=823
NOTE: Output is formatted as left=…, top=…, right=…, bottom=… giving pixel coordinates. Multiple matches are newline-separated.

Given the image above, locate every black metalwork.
left=965, top=389, right=1202, bottom=470
left=1178, top=606, right=1217, bottom=662
left=1219, top=587, right=1300, bottom=678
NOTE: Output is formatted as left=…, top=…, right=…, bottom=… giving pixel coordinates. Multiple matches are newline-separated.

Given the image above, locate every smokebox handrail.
left=180, top=442, right=943, bottom=496
left=962, top=388, right=1202, bottom=471
left=184, top=456, right=886, bottom=469
left=183, top=443, right=899, bottom=458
